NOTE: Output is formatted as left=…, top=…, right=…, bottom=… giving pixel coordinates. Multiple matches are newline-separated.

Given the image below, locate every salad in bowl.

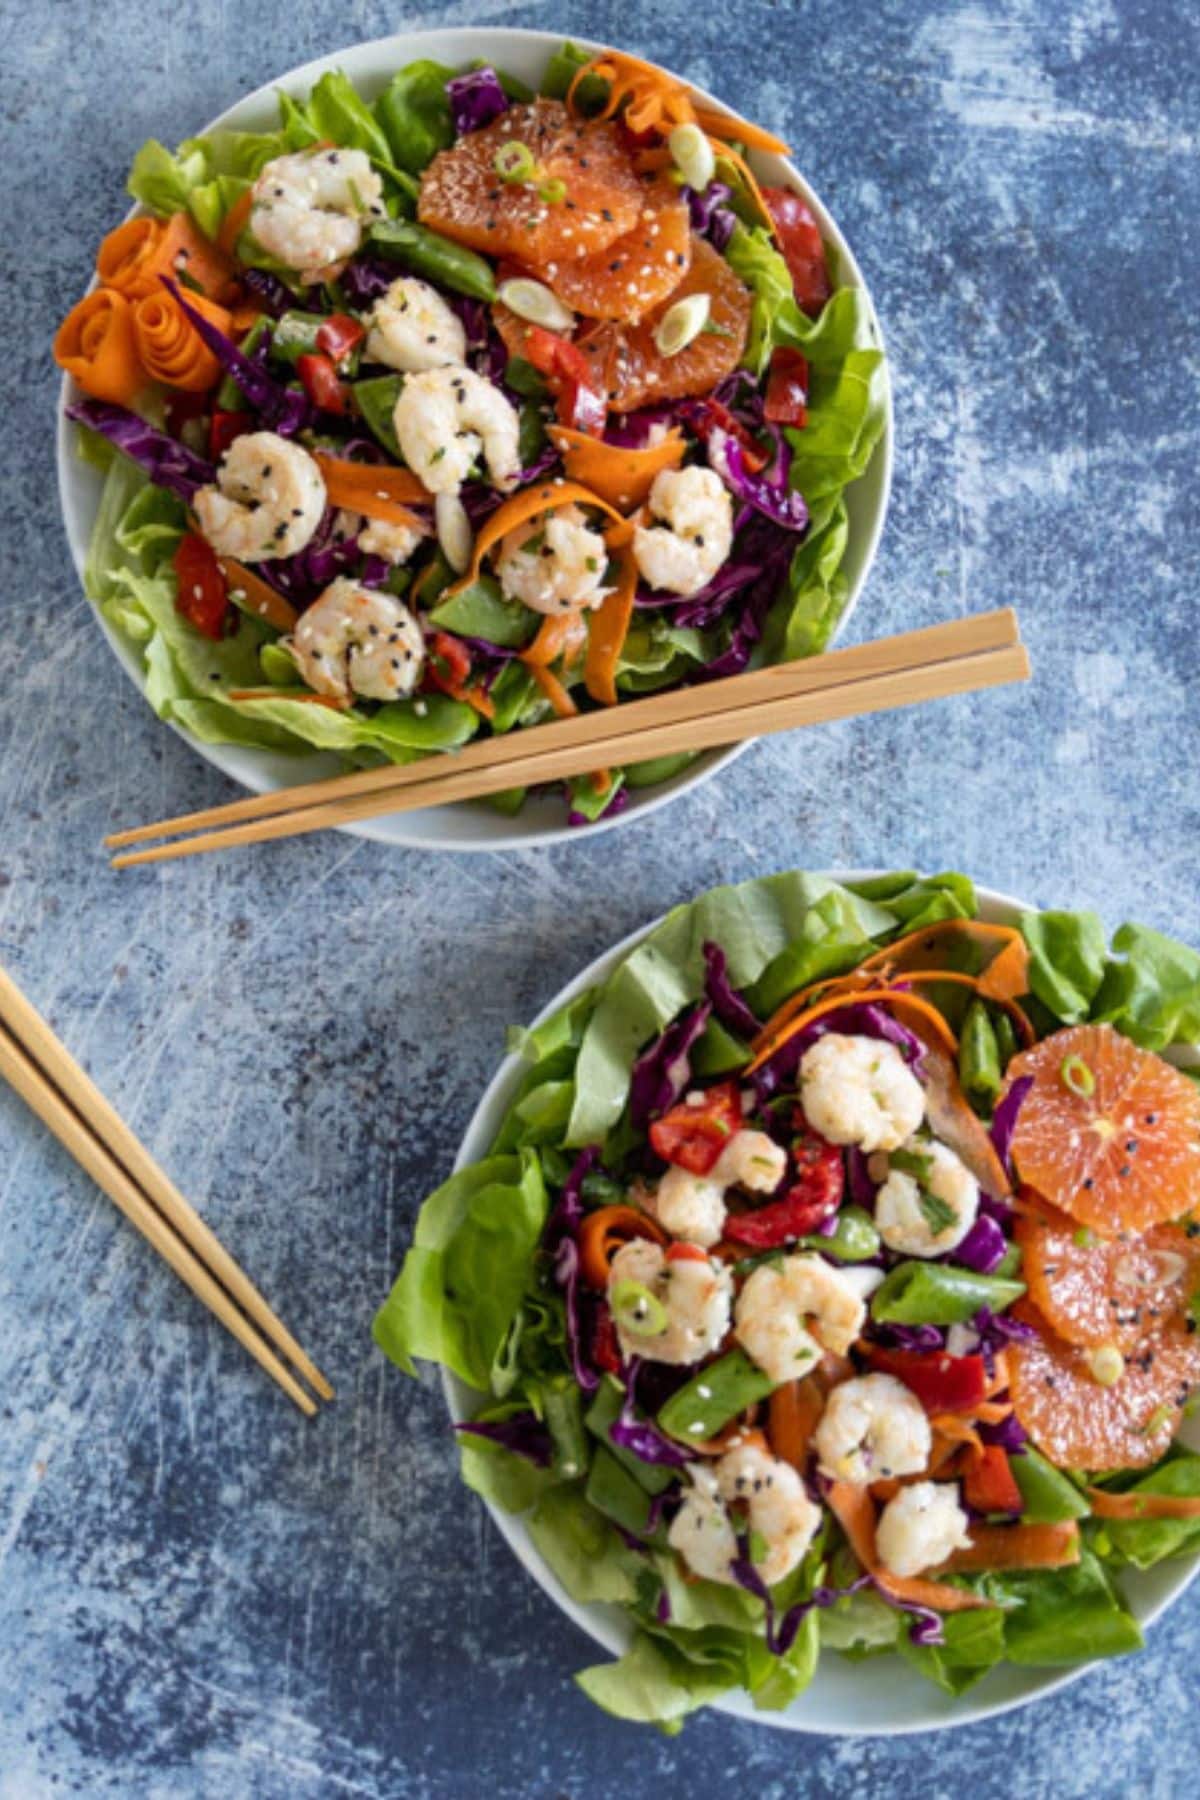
left=375, top=870, right=1200, bottom=1731
left=55, top=34, right=887, bottom=839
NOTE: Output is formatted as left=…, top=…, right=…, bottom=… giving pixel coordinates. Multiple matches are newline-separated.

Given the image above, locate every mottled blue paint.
left=2, top=0, right=1199, bottom=1792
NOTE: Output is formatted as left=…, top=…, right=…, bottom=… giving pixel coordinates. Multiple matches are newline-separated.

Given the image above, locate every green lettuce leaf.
left=1019, top=909, right=1108, bottom=1023
left=1092, top=1452, right=1200, bottom=1569
left=575, top=1631, right=738, bottom=1731
left=373, top=59, right=456, bottom=174
left=1092, top=924, right=1200, bottom=1052
left=372, top=1149, right=548, bottom=1388
left=527, top=1486, right=646, bottom=1604
left=896, top=1606, right=1007, bottom=1695
left=986, top=1551, right=1143, bottom=1665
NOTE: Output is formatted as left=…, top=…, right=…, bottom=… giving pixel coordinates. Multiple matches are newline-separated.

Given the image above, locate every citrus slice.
left=1008, top=1301, right=1200, bottom=1471
left=580, top=237, right=752, bottom=410
left=418, top=101, right=645, bottom=263
left=545, top=180, right=692, bottom=322
left=1017, top=1211, right=1200, bottom=1350
left=1004, top=1023, right=1200, bottom=1235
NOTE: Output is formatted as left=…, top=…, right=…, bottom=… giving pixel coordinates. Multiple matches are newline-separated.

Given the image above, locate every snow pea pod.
left=214, top=316, right=269, bottom=410
left=1013, top=1448, right=1091, bottom=1524
left=870, top=1261, right=1025, bottom=1326
left=657, top=1348, right=774, bottom=1443
left=369, top=219, right=497, bottom=301
left=353, top=373, right=404, bottom=458
left=540, top=1373, right=589, bottom=1481
left=585, top=1445, right=665, bottom=1540
left=586, top=1378, right=675, bottom=1496
left=958, top=999, right=1003, bottom=1112
left=270, top=310, right=332, bottom=365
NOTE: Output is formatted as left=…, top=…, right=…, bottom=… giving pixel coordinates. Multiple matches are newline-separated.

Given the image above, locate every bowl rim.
left=439, top=869, right=1200, bottom=1734
left=55, top=24, right=893, bottom=854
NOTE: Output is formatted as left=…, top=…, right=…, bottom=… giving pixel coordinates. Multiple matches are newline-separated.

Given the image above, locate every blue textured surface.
left=2, top=0, right=1199, bottom=1791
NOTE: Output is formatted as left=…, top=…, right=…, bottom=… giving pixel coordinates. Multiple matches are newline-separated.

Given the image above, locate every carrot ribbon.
left=54, top=290, right=144, bottom=406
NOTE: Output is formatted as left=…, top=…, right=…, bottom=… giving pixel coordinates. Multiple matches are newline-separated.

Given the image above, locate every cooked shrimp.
left=875, top=1481, right=971, bottom=1579
left=607, top=1238, right=732, bottom=1366
left=873, top=1138, right=980, bottom=1258
left=193, top=431, right=326, bottom=562
left=250, top=148, right=383, bottom=283
left=284, top=577, right=424, bottom=704
left=651, top=1167, right=728, bottom=1248
left=710, top=1130, right=788, bottom=1194
left=667, top=1445, right=821, bottom=1587
left=735, top=1252, right=866, bottom=1382
left=392, top=365, right=521, bottom=495
left=799, top=1033, right=926, bottom=1153
left=358, top=516, right=428, bottom=566
left=813, top=1373, right=932, bottom=1486
left=496, top=505, right=611, bottom=613
left=366, top=277, right=467, bottom=373
left=632, top=466, right=734, bottom=598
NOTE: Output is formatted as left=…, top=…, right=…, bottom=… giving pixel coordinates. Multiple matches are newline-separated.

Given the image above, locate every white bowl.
left=56, top=27, right=893, bottom=853
left=443, top=873, right=1200, bottom=1734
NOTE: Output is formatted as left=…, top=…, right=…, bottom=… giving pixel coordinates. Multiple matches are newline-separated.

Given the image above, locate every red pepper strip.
left=686, top=398, right=769, bottom=473
left=592, top=1304, right=623, bottom=1374
left=422, top=630, right=495, bottom=719
left=867, top=1346, right=989, bottom=1415
left=648, top=1080, right=743, bottom=1176
left=723, top=1123, right=843, bottom=1248
left=172, top=530, right=230, bottom=641
left=762, top=188, right=832, bottom=316
left=665, top=1242, right=710, bottom=1264
left=764, top=348, right=810, bottom=428
left=963, top=1445, right=1023, bottom=1515
left=315, top=312, right=366, bottom=365
left=522, top=325, right=608, bottom=438
left=208, top=408, right=251, bottom=461
left=296, top=351, right=349, bottom=415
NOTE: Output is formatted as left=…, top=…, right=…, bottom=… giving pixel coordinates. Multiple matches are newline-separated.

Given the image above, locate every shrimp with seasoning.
left=392, top=365, right=521, bottom=496
left=607, top=1238, right=732, bottom=1366
left=646, top=1130, right=787, bottom=1249
left=799, top=1033, right=926, bottom=1153
left=283, top=577, right=425, bottom=705
left=366, top=277, right=467, bottom=373
left=875, top=1481, right=972, bottom=1578
left=193, top=431, right=326, bottom=562
left=250, top=148, right=384, bottom=284
left=632, top=465, right=733, bottom=598
left=496, top=505, right=612, bottom=614
left=668, top=1443, right=821, bottom=1586
left=813, top=1373, right=932, bottom=1485
left=735, top=1252, right=867, bottom=1382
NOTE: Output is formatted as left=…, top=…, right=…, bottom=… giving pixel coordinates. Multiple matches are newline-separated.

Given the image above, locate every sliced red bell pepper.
left=964, top=1444, right=1023, bottom=1515
left=764, top=348, right=810, bottom=428
left=685, top=397, right=769, bottom=473
left=315, top=312, right=366, bottom=366
left=424, top=629, right=473, bottom=694
left=665, top=1241, right=711, bottom=1264
left=173, top=530, right=230, bottom=641
left=723, top=1121, right=842, bottom=1247
left=592, top=1303, right=623, bottom=1375
left=208, top=407, right=251, bottom=462
left=522, top=326, right=607, bottom=437
left=648, top=1080, right=743, bottom=1176
left=762, top=188, right=832, bottom=316
left=868, top=1347, right=989, bottom=1415
left=296, top=351, right=350, bottom=415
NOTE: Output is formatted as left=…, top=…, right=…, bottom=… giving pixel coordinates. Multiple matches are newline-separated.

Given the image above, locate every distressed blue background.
left=2, top=0, right=1198, bottom=1792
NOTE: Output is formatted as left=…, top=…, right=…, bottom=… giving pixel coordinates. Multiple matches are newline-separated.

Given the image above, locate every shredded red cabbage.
left=684, top=181, right=738, bottom=250
left=553, top=1237, right=600, bottom=1394
left=990, top=1074, right=1033, bottom=1177
left=700, top=940, right=761, bottom=1040
left=455, top=1412, right=554, bottom=1465
left=446, top=66, right=510, bottom=135
left=629, top=1000, right=713, bottom=1130
left=240, top=268, right=296, bottom=316
left=163, top=277, right=311, bottom=434
left=845, top=1146, right=878, bottom=1208
left=877, top=1322, right=946, bottom=1352
left=707, top=427, right=809, bottom=532
left=979, top=1413, right=1029, bottom=1452
left=340, top=256, right=395, bottom=306
left=66, top=398, right=215, bottom=502
left=954, top=1213, right=1009, bottom=1275
left=609, top=1359, right=691, bottom=1468
left=546, top=1146, right=601, bottom=1248
left=730, top=1537, right=874, bottom=1655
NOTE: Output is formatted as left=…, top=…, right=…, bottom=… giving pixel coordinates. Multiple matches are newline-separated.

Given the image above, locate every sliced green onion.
left=653, top=293, right=711, bottom=358
left=494, top=141, right=537, bottom=183
left=537, top=177, right=567, bottom=205
left=1061, top=1054, right=1096, bottom=1098
left=497, top=276, right=575, bottom=332
left=435, top=493, right=473, bottom=576
left=668, top=122, right=716, bottom=192
left=747, top=1526, right=770, bottom=1567
left=1087, top=1344, right=1125, bottom=1387
left=1141, top=1402, right=1173, bottom=1436
left=610, top=1279, right=669, bottom=1337
left=890, top=1147, right=935, bottom=1183
left=917, top=1189, right=958, bottom=1236
left=1073, top=1226, right=1098, bottom=1249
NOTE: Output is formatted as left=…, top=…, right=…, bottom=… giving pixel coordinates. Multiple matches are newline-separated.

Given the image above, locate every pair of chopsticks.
left=0, top=963, right=331, bottom=1416
left=108, top=608, right=1029, bottom=865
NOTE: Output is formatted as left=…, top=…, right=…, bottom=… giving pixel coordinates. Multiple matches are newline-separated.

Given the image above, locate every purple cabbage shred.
left=990, top=1075, right=1033, bottom=1176
left=846, top=1146, right=878, bottom=1208
left=567, top=785, right=630, bottom=830
left=162, top=277, right=310, bottom=434
left=954, top=1213, right=1009, bottom=1275
left=629, top=1001, right=713, bottom=1130
left=553, top=1237, right=600, bottom=1395
left=446, top=66, right=510, bottom=135
left=730, top=1540, right=873, bottom=1657
left=339, top=256, right=396, bottom=306
left=65, top=398, right=214, bottom=503
left=701, top=940, right=761, bottom=1040
left=241, top=268, right=295, bottom=316
left=608, top=1360, right=690, bottom=1469
left=455, top=1412, right=554, bottom=1466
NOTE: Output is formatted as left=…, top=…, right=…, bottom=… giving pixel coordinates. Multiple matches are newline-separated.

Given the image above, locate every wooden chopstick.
left=108, top=609, right=1019, bottom=852
left=0, top=966, right=331, bottom=1415
left=111, top=630, right=1029, bottom=866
